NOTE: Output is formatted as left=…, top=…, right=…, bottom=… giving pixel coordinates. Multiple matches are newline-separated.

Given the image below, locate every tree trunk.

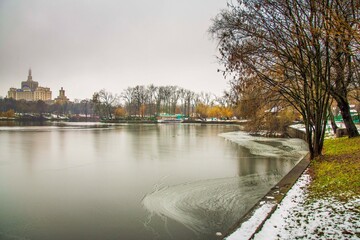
left=337, top=98, right=359, bottom=137
left=328, top=106, right=338, bottom=134
left=304, top=124, right=314, bottom=159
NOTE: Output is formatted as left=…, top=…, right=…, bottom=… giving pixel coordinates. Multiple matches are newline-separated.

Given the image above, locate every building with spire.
left=8, top=69, right=52, bottom=101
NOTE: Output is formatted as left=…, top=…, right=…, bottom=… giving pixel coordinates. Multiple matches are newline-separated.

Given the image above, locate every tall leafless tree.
left=210, top=0, right=352, bottom=158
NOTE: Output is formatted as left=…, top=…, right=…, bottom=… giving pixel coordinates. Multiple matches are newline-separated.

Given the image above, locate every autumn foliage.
left=195, top=104, right=233, bottom=120
left=0, top=109, right=15, bottom=118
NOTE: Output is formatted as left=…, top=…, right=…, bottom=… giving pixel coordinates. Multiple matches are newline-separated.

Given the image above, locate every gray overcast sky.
left=0, top=0, right=229, bottom=100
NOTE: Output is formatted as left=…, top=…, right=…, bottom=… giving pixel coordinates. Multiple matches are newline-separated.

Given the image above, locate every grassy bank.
left=308, top=136, right=360, bottom=201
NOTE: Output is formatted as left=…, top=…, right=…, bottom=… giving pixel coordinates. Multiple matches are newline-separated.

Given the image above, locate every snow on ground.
left=290, top=123, right=360, bottom=136
left=251, top=171, right=359, bottom=239
left=227, top=170, right=360, bottom=239
left=226, top=125, right=360, bottom=239
left=226, top=202, right=276, bottom=240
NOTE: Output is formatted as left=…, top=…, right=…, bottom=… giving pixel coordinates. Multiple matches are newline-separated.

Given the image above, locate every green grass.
left=322, top=137, right=360, bottom=156
left=308, top=137, right=360, bottom=201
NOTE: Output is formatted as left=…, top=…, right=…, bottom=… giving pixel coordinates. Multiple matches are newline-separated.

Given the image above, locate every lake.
left=0, top=122, right=308, bottom=240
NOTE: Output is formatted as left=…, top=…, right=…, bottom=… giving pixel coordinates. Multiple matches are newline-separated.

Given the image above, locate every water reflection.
left=142, top=130, right=308, bottom=239
left=0, top=123, right=307, bottom=240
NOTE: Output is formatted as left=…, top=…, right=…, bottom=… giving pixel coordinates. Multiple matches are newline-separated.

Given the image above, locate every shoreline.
left=223, top=126, right=360, bottom=239
left=222, top=126, right=310, bottom=239
left=223, top=153, right=311, bottom=239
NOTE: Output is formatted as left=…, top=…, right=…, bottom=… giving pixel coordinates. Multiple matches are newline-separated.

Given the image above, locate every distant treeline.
left=0, top=98, right=94, bottom=117
left=0, top=84, right=233, bottom=121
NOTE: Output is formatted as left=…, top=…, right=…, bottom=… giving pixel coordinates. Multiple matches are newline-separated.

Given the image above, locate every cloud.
left=0, top=0, right=227, bottom=100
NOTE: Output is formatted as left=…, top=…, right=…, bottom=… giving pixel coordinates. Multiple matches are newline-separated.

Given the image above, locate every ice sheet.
left=143, top=174, right=282, bottom=235
left=219, top=131, right=308, bottom=160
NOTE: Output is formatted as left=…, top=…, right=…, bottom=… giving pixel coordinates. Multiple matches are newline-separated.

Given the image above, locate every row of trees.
left=92, top=85, right=229, bottom=120
left=210, top=0, right=359, bottom=158
left=0, top=98, right=94, bottom=118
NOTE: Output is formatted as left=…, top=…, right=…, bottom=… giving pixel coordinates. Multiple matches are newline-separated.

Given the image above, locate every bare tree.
left=121, top=87, right=136, bottom=116
left=93, top=89, right=119, bottom=119
left=210, top=0, right=340, bottom=158
left=132, top=85, right=148, bottom=117
left=170, top=86, right=182, bottom=114
left=146, top=84, right=158, bottom=117
left=326, top=0, right=359, bottom=137
left=198, top=92, right=216, bottom=106
left=80, top=99, right=92, bottom=119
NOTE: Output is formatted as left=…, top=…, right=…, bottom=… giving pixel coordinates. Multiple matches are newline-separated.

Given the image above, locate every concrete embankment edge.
left=222, top=127, right=310, bottom=239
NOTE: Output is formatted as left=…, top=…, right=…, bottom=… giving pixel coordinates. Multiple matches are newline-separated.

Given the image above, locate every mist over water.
left=0, top=123, right=307, bottom=240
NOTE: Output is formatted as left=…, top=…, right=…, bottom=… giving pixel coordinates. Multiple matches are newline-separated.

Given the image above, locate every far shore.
left=0, top=116, right=246, bottom=125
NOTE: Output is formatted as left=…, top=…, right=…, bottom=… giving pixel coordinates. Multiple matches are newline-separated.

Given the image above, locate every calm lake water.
left=0, top=122, right=307, bottom=240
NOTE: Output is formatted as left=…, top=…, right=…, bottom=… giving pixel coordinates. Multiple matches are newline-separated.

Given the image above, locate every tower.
left=55, top=87, right=69, bottom=104
left=21, top=68, right=38, bottom=91
left=59, top=87, right=65, bottom=97
left=27, top=68, right=33, bottom=81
